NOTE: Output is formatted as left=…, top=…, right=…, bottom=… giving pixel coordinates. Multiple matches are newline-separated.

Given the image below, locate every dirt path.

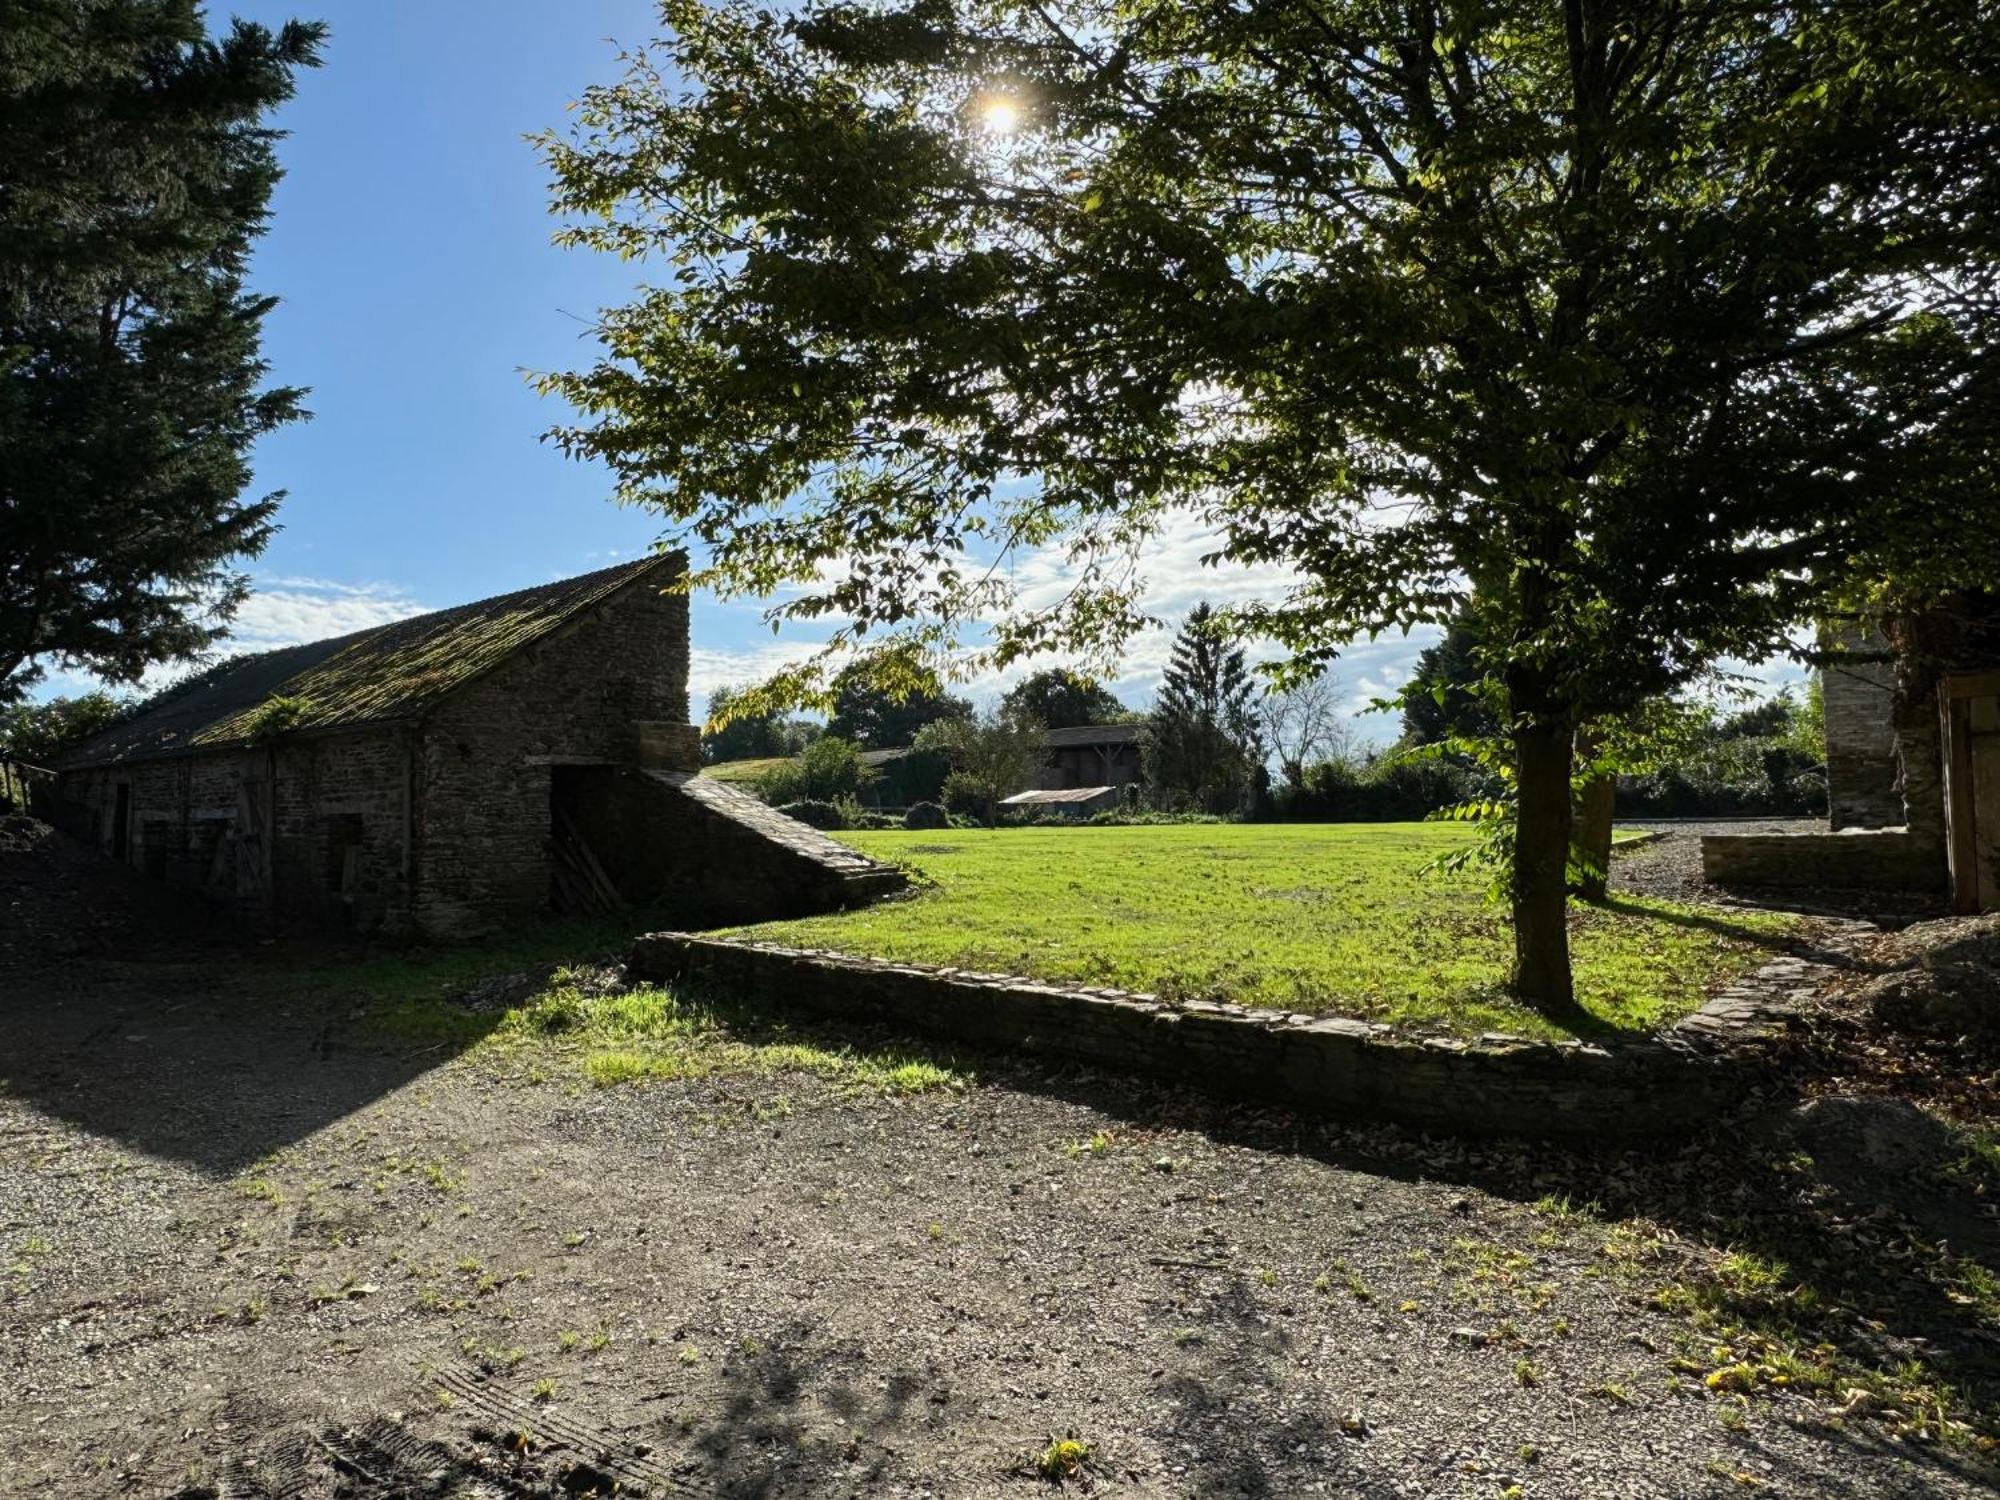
left=2, top=829, right=1995, bottom=1498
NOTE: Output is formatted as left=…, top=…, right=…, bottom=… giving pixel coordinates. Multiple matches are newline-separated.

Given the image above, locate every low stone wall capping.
left=627, top=931, right=1839, bottom=1141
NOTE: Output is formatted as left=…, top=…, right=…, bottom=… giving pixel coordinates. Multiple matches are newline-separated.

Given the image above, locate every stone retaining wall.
left=1701, top=829, right=1947, bottom=892
left=627, top=931, right=1843, bottom=1141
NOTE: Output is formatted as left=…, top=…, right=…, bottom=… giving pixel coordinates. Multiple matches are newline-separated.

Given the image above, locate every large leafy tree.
left=541, top=0, right=1999, bottom=1013
left=0, top=1, right=323, bottom=702
left=701, top=681, right=818, bottom=762
left=824, top=659, right=970, bottom=747
left=1000, top=666, right=1125, bottom=730
left=1145, top=603, right=1263, bottom=814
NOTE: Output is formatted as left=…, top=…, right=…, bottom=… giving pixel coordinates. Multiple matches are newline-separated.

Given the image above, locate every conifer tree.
left=1145, top=604, right=1262, bottom=815
left=0, top=1, right=323, bottom=701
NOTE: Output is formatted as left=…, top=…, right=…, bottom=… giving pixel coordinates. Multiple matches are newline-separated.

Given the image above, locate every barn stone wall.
left=44, top=555, right=895, bottom=941
left=1821, top=621, right=1902, bottom=830
left=53, top=727, right=414, bottom=932
left=412, top=561, right=696, bottom=936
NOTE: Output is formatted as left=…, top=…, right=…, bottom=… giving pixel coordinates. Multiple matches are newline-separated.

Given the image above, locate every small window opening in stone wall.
left=322, top=813, right=366, bottom=894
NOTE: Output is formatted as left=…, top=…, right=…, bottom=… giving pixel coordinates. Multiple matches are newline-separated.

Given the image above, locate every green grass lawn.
left=729, top=824, right=1796, bottom=1040
left=700, top=757, right=790, bottom=785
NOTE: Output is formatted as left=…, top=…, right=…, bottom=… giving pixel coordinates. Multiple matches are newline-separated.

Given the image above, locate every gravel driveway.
left=1, top=826, right=1993, bottom=1498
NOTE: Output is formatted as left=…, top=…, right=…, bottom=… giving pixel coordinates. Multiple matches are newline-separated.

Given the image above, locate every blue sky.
left=38, top=2, right=1793, bottom=736
left=23, top=0, right=1447, bottom=737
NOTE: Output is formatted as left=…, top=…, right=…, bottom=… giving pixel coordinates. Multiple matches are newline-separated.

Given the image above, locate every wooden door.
left=1941, top=672, right=2000, bottom=913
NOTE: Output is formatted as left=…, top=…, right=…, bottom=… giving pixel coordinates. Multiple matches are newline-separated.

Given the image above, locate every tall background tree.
left=1260, top=672, right=1351, bottom=792
left=0, top=1, right=322, bottom=702
left=1145, top=604, right=1263, bottom=814
left=700, top=682, right=818, bottom=763
left=1000, top=667, right=1126, bottom=730
left=540, top=0, right=1999, bottom=1012
left=1400, top=617, right=1502, bottom=749
left=824, top=660, right=971, bottom=748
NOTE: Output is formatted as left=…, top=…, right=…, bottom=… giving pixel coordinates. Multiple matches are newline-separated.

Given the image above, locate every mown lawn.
left=731, top=824, right=1797, bottom=1040
left=700, top=757, right=790, bottom=786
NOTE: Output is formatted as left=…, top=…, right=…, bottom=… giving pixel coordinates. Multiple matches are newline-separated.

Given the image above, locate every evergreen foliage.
left=0, top=1, right=324, bottom=700
left=1145, top=604, right=1262, bottom=815
left=1401, top=617, right=1503, bottom=748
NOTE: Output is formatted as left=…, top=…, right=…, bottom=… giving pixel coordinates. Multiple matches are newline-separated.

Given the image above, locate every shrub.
left=0, top=690, right=137, bottom=767
left=1272, top=753, right=1495, bottom=822
left=904, top=800, right=950, bottom=830
left=939, top=770, right=992, bottom=822
left=1082, top=808, right=1228, bottom=826
left=753, top=735, right=871, bottom=805
left=245, top=694, right=316, bottom=746
left=777, top=798, right=847, bottom=830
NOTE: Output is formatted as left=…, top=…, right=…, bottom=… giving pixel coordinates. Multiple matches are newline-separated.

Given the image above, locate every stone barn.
left=52, top=554, right=903, bottom=936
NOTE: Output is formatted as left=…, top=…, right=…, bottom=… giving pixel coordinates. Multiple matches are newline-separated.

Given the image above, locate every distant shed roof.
left=1000, top=785, right=1119, bottom=806
left=62, top=555, right=679, bottom=769
left=1043, top=722, right=1142, bottom=749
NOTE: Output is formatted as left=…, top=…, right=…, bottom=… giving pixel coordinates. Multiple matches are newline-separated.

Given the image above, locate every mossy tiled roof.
left=63, top=555, right=678, bottom=768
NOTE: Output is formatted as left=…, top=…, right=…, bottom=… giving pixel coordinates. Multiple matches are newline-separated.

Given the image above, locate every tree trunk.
left=1570, top=728, right=1615, bottom=902
left=1511, top=716, right=1578, bottom=1011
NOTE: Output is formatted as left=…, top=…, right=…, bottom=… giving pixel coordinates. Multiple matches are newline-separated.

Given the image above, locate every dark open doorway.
left=549, top=765, right=626, bottom=917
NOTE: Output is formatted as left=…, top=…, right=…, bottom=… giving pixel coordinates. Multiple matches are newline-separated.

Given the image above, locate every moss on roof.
left=64, top=555, right=680, bottom=768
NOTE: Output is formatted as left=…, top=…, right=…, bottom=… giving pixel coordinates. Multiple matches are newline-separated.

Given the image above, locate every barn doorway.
left=548, top=766, right=625, bottom=916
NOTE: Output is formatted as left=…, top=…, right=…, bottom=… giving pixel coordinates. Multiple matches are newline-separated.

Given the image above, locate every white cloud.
left=699, top=520, right=1444, bottom=743
left=25, top=575, right=431, bottom=703
left=224, top=577, right=430, bottom=653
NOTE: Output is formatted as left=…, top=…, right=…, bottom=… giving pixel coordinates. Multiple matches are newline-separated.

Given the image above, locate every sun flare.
left=978, top=95, right=1021, bottom=135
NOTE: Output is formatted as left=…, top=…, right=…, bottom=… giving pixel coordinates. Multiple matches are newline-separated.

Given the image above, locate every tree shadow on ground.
left=1596, top=893, right=1899, bottom=968
left=994, top=1051, right=2000, bottom=1496
left=0, top=943, right=524, bottom=1178
left=0, top=827, right=663, bottom=1176
left=1154, top=1277, right=1401, bottom=1497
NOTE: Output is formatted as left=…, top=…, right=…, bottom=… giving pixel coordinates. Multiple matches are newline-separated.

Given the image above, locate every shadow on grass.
left=1595, top=895, right=1897, bottom=973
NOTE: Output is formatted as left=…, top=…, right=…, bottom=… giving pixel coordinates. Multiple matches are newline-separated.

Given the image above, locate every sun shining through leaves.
left=976, top=92, right=1020, bottom=134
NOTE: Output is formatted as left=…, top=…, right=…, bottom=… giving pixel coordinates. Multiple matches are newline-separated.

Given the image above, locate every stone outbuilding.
left=52, top=555, right=903, bottom=936
left=1703, top=611, right=1999, bottom=912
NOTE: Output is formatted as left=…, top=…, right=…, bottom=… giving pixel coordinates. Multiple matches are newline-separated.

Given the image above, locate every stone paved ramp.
left=655, top=771, right=905, bottom=898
